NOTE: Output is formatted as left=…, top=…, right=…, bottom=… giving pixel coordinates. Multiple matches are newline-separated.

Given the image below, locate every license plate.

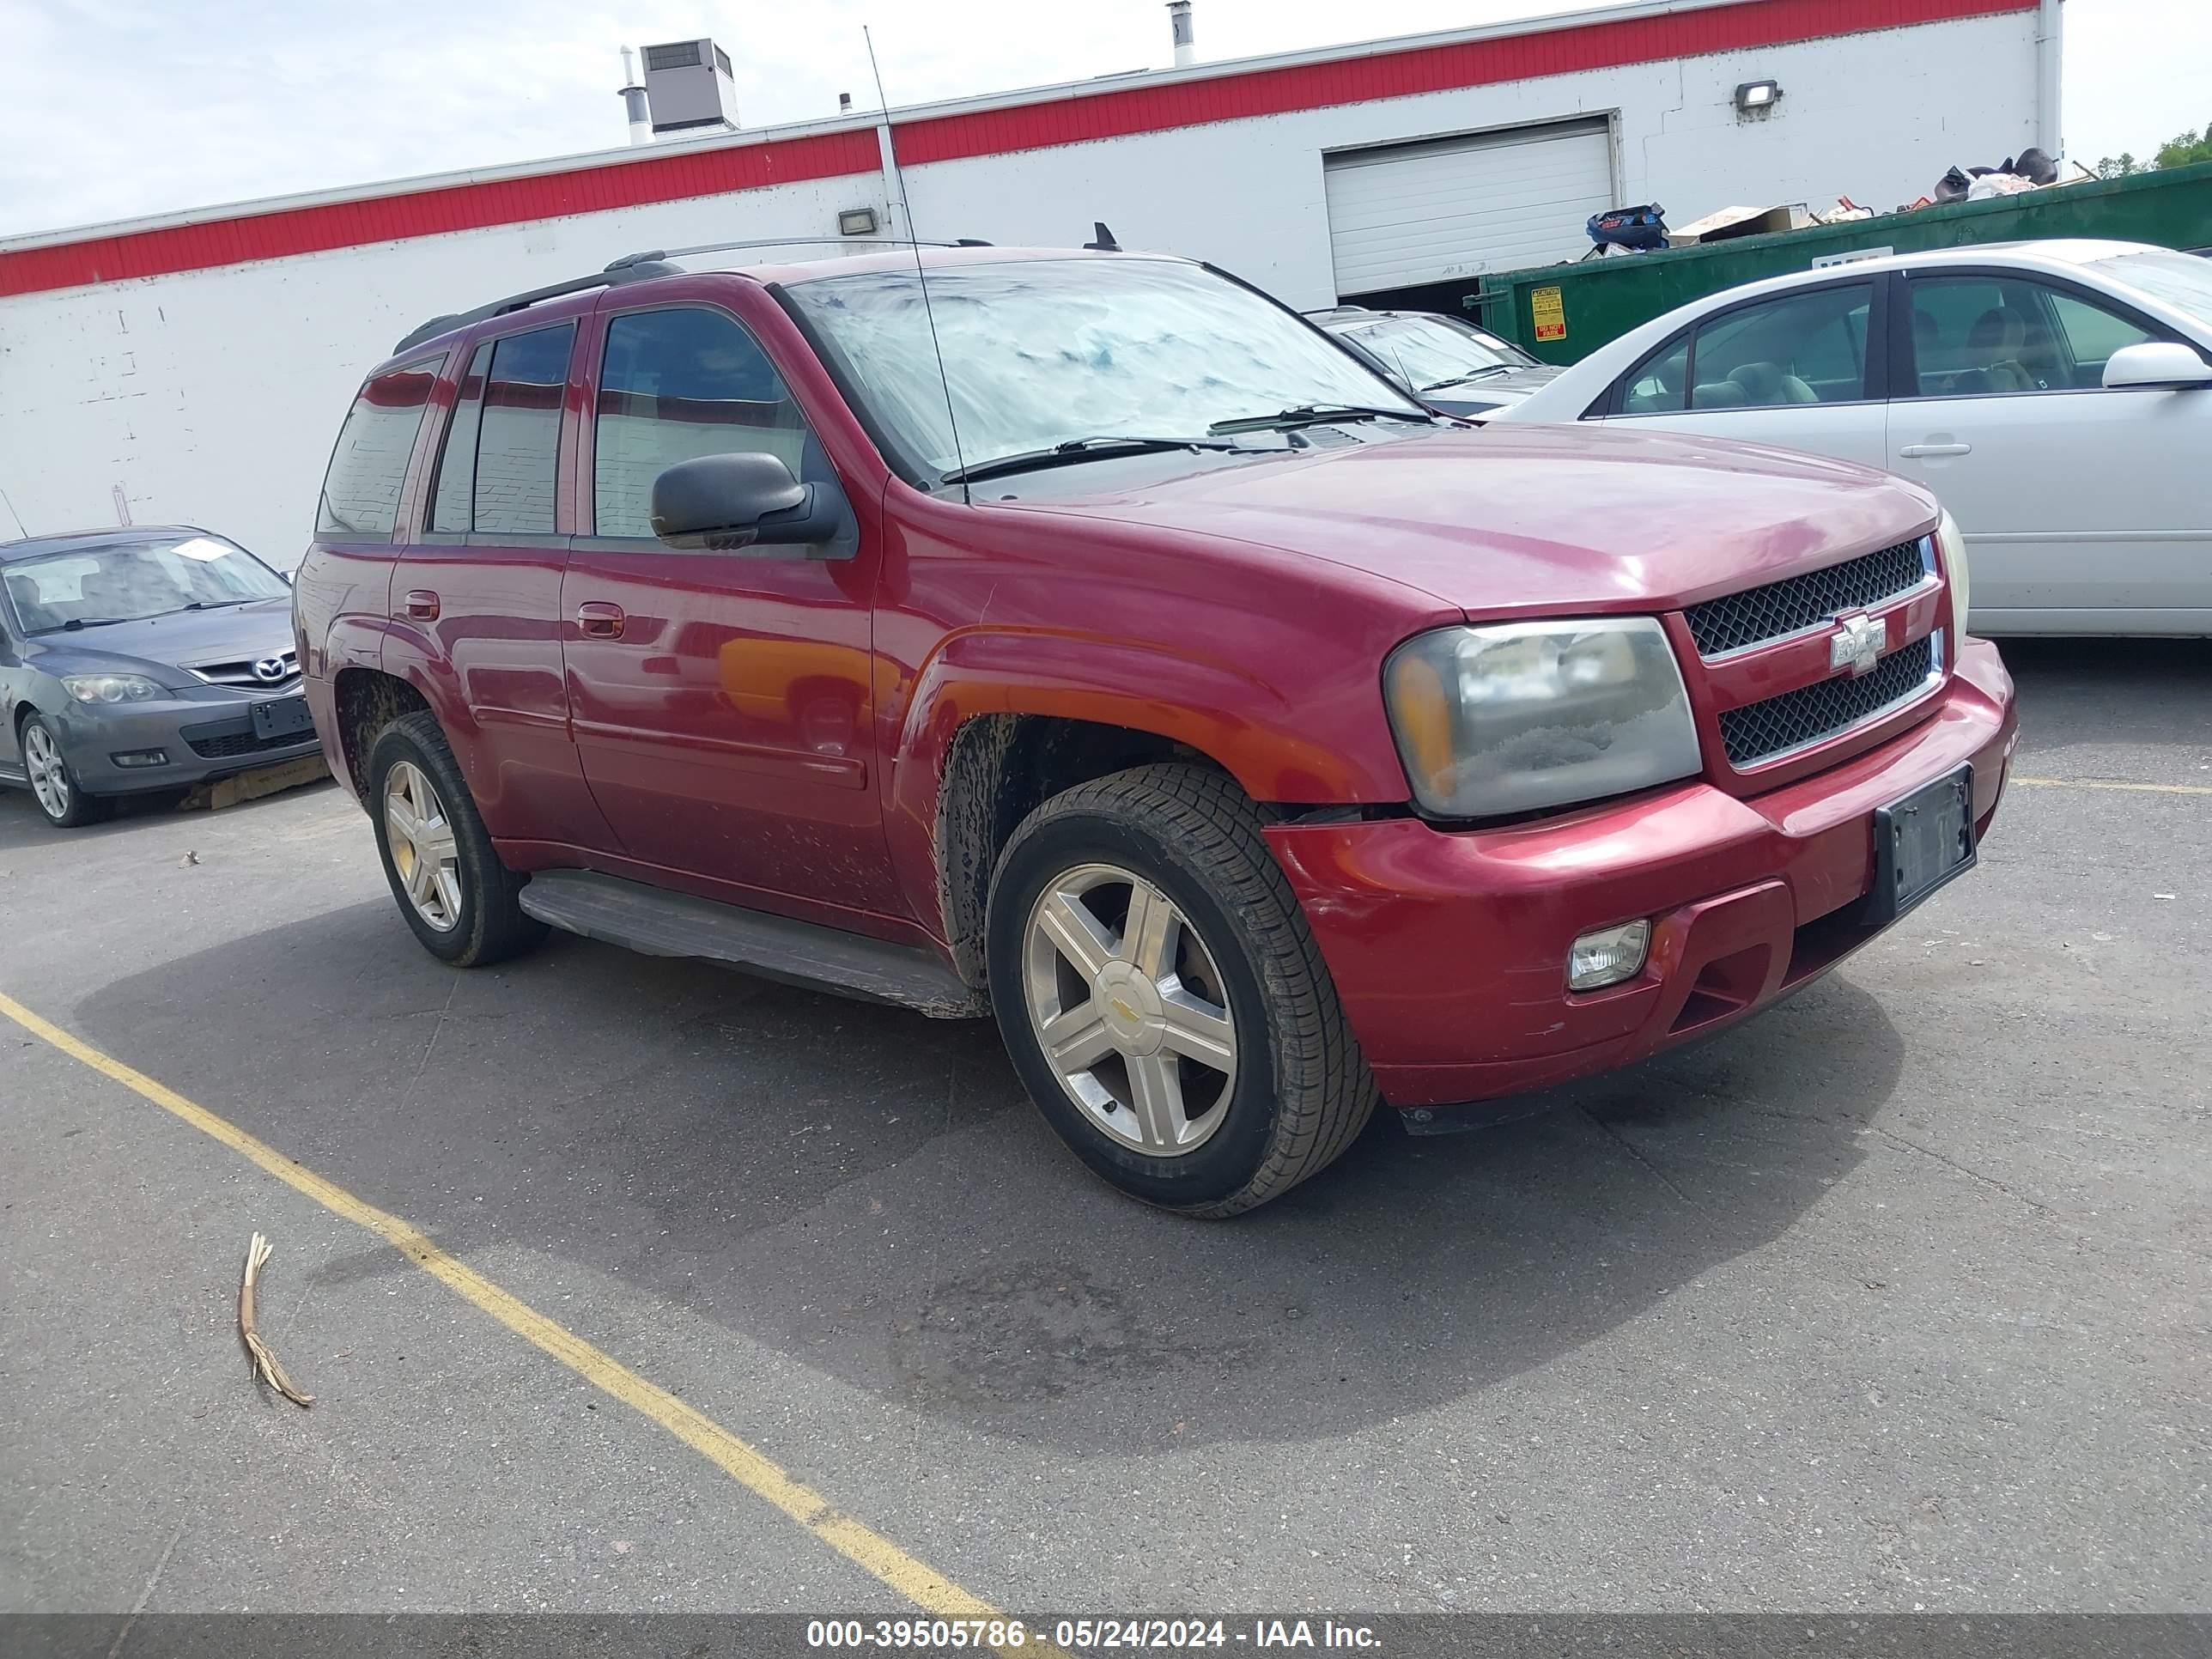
left=1864, top=764, right=1975, bottom=925
left=250, top=696, right=314, bottom=742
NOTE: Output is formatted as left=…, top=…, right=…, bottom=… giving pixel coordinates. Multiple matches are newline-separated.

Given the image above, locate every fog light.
left=111, top=749, right=169, bottom=768
left=1568, top=920, right=1650, bottom=991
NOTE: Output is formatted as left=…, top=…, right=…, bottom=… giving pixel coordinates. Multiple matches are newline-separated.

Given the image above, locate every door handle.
left=402, top=589, right=440, bottom=621
left=1898, top=442, right=1972, bottom=458
left=576, top=601, right=627, bottom=639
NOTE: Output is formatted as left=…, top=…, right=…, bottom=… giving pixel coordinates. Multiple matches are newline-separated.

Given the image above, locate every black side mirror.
left=650, top=453, right=841, bottom=551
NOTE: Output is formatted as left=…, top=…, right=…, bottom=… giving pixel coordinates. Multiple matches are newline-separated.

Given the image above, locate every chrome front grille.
left=1719, top=634, right=1942, bottom=769
left=1686, top=538, right=1930, bottom=658
left=185, top=650, right=300, bottom=690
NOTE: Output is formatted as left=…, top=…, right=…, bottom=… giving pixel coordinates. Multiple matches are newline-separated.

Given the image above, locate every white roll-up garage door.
left=1324, top=119, right=1614, bottom=297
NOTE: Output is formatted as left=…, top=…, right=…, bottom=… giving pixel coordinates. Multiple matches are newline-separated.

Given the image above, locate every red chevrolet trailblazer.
left=295, top=243, right=2015, bottom=1216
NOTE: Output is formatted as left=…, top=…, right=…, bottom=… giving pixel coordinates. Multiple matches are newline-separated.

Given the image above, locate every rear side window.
left=1614, top=283, right=1873, bottom=414
left=1619, top=335, right=1689, bottom=414
left=1686, top=284, right=1872, bottom=407
left=471, top=324, right=574, bottom=536
left=592, top=306, right=808, bottom=539
left=317, top=357, right=440, bottom=538
left=427, top=343, right=492, bottom=532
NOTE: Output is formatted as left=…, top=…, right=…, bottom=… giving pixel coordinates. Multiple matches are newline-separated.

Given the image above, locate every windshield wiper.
left=58, top=617, right=131, bottom=632
left=1207, top=403, right=1437, bottom=434
left=1421, top=366, right=1516, bottom=392
left=940, top=434, right=1250, bottom=487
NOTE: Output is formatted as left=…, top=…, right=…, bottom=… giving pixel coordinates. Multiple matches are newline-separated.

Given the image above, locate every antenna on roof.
left=1084, top=222, right=1121, bottom=252
left=865, top=26, right=971, bottom=504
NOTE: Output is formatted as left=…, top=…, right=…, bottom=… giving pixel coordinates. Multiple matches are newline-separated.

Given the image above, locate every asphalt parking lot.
left=3, top=638, right=2207, bottom=1620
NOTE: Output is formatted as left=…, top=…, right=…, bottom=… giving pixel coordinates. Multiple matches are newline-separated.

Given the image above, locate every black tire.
left=986, top=763, right=1376, bottom=1218
left=365, top=710, right=545, bottom=967
left=20, top=714, right=112, bottom=829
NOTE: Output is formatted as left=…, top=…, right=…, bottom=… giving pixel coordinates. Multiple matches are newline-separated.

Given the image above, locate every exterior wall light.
left=1735, top=79, right=1782, bottom=116
left=837, top=207, right=879, bottom=236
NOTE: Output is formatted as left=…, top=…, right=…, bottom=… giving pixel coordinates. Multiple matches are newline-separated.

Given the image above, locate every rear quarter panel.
left=295, top=545, right=405, bottom=797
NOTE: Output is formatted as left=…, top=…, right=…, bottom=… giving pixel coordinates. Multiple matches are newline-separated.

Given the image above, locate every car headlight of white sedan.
left=1383, top=617, right=1702, bottom=817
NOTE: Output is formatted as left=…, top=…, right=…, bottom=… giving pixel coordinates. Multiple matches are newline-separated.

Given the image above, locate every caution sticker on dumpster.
left=1532, top=286, right=1567, bottom=343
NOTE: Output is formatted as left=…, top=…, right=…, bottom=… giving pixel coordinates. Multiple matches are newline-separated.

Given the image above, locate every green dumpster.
left=1469, top=161, right=2212, bottom=366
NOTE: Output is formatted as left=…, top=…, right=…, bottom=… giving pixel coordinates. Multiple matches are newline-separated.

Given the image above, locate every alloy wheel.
left=383, top=759, right=464, bottom=932
left=23, top=724, right=70, bottom=822
left=1021, top=862, right=1239, bottom=1156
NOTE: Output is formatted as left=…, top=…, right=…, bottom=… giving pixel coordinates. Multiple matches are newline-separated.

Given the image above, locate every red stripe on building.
left=0, top=0, right=2031, bottom=300
left=0, top=130, right=881, bottom=300
left=898, top=0, right=2033, bottom=164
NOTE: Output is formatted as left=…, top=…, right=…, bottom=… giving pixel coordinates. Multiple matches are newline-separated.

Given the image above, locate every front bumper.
left=54, top=689, right=322, bottom=794
left=1266, top=636, right=2016, bottom=1113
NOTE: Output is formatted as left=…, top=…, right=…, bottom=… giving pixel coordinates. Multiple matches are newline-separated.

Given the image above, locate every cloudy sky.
left=0, top=0, right=2202, bottom=238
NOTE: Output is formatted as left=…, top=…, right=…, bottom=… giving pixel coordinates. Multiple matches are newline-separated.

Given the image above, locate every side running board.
left=518, top=870, right=986, bottom=1019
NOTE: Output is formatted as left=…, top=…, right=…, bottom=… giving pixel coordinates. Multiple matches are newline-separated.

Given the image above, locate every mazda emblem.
left=252, top=655, right=290, bottom=684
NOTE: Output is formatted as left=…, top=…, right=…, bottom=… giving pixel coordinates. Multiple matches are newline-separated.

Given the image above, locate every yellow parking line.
left=0, top=988, right=1034, bottom=1645
left=2012, top=775, right=2212, bottom=797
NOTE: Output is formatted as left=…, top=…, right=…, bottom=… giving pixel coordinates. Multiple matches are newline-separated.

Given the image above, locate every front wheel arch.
left=17, top=707, right=111, bottom=827
left=986, top=762, right=1376, bottom=1216
left=363, top=709, right=544, bottom=968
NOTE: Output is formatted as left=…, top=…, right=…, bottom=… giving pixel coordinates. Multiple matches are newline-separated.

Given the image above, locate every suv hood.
left=26, top=595, right=295, bottom=686
left=997, top=424, right=1937, bottom=617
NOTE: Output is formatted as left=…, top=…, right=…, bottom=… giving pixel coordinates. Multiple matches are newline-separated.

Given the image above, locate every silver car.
left=0, top=526, right=318, bottom=827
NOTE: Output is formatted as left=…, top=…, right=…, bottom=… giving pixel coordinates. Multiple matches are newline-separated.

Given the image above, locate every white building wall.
left=0, top=9, right=2038, bottom=568
left=0, top=175, right=873, bottom=566
left=902, top=10, right=2039, bottom=308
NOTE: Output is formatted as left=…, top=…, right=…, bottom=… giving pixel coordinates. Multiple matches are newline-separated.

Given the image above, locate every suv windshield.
left=2093, top=249, right=2212, bottom=330
left=784, top=256, right=1425, bottom=483
left=1340, top=313, right=1535, bottom=388
left=2, top=535, right=289, bottom=635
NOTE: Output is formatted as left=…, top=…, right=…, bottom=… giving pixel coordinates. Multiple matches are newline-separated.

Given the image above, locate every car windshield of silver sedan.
left=2094, top=249, right=2212, bottom=329
left=784, top=257, right=1431, bottom=484
left=3, top=536, right=289, bottom=635
left=1342, top=313, right=1534, bottom=390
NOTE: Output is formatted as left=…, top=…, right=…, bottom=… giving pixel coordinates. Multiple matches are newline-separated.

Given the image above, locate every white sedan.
left=1495, top=240, right=2212, bottom=635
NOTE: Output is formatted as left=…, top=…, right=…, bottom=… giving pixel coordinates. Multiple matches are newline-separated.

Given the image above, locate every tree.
left=2096, top=125, right=2210, bottom=179
left=2153, top=125, right=2212, bottom=169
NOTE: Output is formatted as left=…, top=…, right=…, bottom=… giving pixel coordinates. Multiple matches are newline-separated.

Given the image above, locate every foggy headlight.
left=1384, top=617, right=1701, bottom=817
left=62, top=673, right=167, bottom=705
left=1933, top=507, right=1970, bottom=637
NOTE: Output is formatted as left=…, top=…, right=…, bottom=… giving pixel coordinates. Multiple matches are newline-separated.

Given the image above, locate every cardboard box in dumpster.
left=1669, top=204, right=1798, bottom=245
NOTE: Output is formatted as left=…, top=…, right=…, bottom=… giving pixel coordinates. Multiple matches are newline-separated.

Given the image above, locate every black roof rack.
left=392, top=262, right=683, bottom=354
left=395, top=236, right=1000, bottom=355
left=605, top=235, right=991, bottom=268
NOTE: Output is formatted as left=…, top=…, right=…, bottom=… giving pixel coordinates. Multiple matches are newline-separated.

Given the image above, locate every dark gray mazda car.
left=0, top=526, right=319, bottom=827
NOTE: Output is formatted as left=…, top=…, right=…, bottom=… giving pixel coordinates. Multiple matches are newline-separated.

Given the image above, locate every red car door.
left=558, top=293, right=898, bottom=922
left=393, top=315, right=616, bottom=848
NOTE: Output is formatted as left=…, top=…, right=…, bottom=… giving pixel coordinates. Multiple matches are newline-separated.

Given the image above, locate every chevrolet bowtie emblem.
left=1828, top=611, right=1886, bottom=678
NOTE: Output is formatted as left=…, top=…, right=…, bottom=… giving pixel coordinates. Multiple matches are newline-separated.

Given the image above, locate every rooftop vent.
left=641, top=37, right=738, bottom=136
left=1167, top=0, right=1196, bottom=69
